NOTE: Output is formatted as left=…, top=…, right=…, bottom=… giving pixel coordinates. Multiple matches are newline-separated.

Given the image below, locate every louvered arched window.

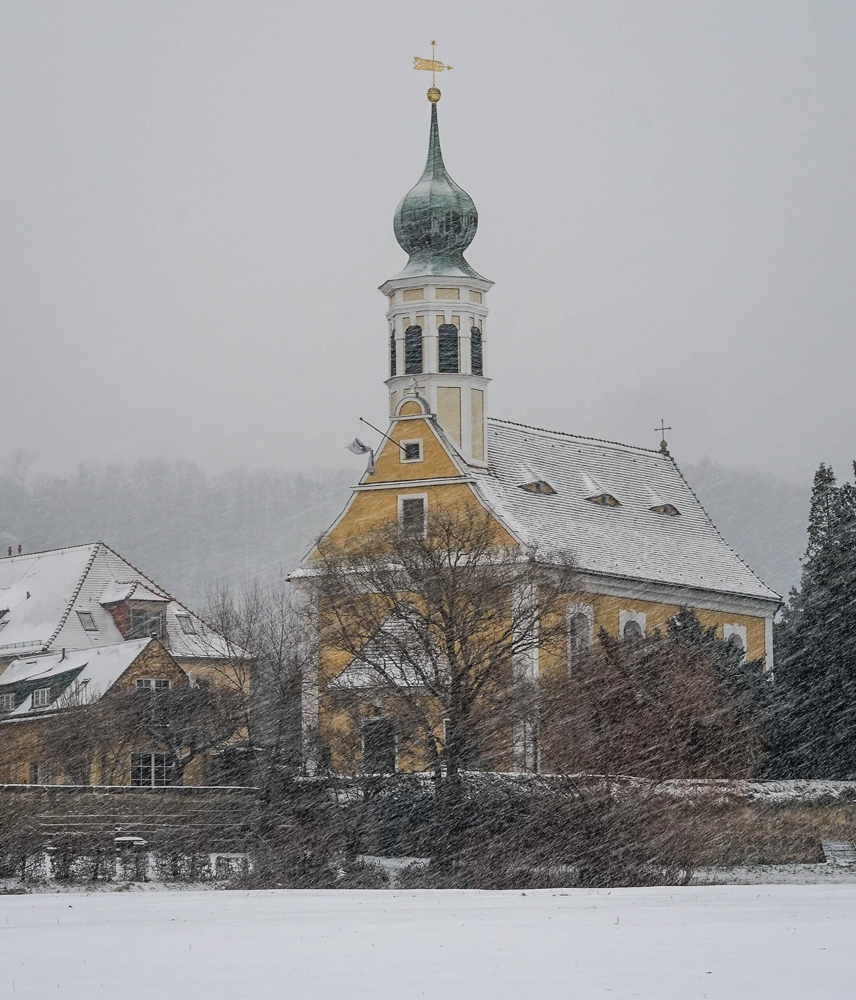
left=438, top=324, right=459, bottom=373
left=470, top=327, right=483, bottom=376
left=389, top=333, right=396, bottom=376
left=404, top=326, right=423, bottom=375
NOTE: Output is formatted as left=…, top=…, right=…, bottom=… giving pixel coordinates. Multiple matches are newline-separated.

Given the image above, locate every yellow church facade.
left=302, top=86, right=780, bottom=775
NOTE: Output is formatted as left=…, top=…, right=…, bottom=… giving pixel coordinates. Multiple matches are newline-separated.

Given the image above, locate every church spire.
left=380, top=83, right=493, bottom=467
left=392, top=98, right=483, bottom=280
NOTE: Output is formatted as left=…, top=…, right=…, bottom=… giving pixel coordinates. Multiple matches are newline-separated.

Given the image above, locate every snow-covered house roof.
left=471, top=419, right=780, bottom=605
left=0, top=639, right=153, bottom=717
left=0, top=542, right=228, bottom=664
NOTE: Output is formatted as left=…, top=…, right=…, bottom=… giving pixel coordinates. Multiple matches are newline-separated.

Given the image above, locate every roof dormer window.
left=176, top=614, right=198, bottom=636
left=77, top=611, right=98, bottom=631
left=586, top=493, right=620, bottom=507
left=519, top=481, right=556, bottom=496
left=128, top=608, right=165, bottom=640
left=650, top=503, right=681, bottom=516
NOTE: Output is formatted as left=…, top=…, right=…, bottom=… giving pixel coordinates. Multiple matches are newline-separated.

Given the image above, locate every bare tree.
left=306, top=505, right=577, bottom=780
left=38, top=682, right=246, bottom=786
left=116, top=684, right=246, bottom=785
left=202, top=578, right=310, bottom=783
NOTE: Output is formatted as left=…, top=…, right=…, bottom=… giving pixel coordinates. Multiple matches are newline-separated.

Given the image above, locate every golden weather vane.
left=414, top=40, right=452, bottom=102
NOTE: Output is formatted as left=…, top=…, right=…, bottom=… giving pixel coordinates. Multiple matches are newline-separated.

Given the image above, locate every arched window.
left=470, top=327, right=483, bottom=376
left=438, top=324, right=459, bottom=373
left=567, top=611, right=591, bottom=674
left=726, top=632, right=745, bottom=654
left=389, top=333, right=396, bottom=377
left=404, top=325, right=423, bottom=375
left=622, top=619, right=643, bottom=640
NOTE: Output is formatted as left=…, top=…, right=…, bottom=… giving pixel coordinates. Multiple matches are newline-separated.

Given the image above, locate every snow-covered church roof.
left=471, top=419, right=779, bottom=604
left=0, top=542, right=227, bottom=661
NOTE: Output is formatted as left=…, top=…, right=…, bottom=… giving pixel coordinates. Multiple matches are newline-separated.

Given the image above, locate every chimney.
left=6, top=547, right=10, bottom=557
left=17, top=545, right=22, bottom=555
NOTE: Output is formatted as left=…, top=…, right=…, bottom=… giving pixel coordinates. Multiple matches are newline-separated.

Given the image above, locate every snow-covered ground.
left=2, top=886, right=854, bottom=999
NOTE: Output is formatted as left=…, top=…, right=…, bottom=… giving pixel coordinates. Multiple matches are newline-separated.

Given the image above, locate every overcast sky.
left=1, top=2, right=854, bottom=486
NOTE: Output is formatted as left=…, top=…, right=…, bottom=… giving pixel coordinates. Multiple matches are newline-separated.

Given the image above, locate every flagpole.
left=360, top=417, right=407, bottom=453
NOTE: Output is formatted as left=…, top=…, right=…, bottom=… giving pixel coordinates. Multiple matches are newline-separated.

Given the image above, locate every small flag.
left=347, top=438, right=375, bottom=475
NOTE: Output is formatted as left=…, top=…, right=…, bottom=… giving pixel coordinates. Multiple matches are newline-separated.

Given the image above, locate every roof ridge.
left=44, top=542, right=103, bottom=652
left=97, top=541, right=218, bottom=635
left=489, top=417, right=663, bottom=456
left=0, top=541, right=100, bottom=561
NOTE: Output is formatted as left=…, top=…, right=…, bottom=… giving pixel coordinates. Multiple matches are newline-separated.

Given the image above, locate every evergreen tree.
left=772, top=463, right=856, bottom=777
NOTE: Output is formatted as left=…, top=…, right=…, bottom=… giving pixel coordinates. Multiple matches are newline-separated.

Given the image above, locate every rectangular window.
left=402, top=288, right=424, bottom=302
left=32, top=687, right=51, bottom=709
left=469, top=290, right=483, bottom=303
left=399, top=496, right=426, bottom=539
left=130, top=752, right=173, bottom=787
left=29, top=761, right=51, bottom=785
left=128, top=608, right=165, bottom=639
left=136, top=678, right=171, bottom=692
left=0, top=693, right=15, bottom=712
left=361, top=718, right=397, bottom=774
left=176, top=615, right=198, bottom=636
left=77, top=610, right=98, bottom=631
left=400, top=440, right=423, bottom=463
left=435, top=287, right=460, bottom=300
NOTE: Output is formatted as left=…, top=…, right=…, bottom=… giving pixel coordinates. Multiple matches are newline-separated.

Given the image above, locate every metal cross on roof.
left=655, top=419, right=672, bottom=455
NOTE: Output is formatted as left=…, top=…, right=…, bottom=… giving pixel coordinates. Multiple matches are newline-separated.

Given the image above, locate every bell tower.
left=380, top=86, right=493, bottom=467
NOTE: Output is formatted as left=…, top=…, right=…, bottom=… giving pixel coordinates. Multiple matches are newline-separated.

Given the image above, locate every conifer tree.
left=772, top=463, right=856, bottom=777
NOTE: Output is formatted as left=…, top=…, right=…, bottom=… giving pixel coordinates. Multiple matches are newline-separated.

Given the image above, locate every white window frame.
left=723, top=623, right=748, bottom=662
left=619, top=610, right=647, bottom=639
left=129, top=752, right=172, bottom=787
left=397, top=493, right=427, bottom=539
left=32, top=687, right=52, bottom=709
left=0, top=692, right=15, bottom=712
left=128, top=607, right=166, bottom=640
left=399, top=439, right=424, bottom=464
left=136, top=678, right=171, bottom=691
left=566, top=602, right=594, bottom=675
left=77, top=610, right=99, bottom=632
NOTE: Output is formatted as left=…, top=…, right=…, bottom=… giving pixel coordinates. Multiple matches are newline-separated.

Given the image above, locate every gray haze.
left=2, top=2, right=854, bottom=484
left=0, top=457, right=809, bottom=603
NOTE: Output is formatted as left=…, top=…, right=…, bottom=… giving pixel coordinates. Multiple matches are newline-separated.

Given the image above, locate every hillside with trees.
left=0, top=454, right=807, bottom=606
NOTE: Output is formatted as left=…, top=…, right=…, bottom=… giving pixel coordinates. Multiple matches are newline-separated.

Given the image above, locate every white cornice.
left=573, top=570, right=781, bottom=616
left=355, top=476, right=475, bottom=491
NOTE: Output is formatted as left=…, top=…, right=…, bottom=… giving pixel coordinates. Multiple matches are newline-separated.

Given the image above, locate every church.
left=303, top=82, right=781, bottom=774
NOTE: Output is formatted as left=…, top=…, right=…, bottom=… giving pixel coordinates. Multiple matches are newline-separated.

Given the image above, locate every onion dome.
left=392, top=99, right=484, bottom=279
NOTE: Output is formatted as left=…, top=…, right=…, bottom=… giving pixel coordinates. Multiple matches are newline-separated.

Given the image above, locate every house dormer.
left=100, top=582, right=171, bottom=646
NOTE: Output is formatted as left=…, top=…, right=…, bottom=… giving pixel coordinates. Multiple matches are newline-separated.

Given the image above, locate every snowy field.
left=2, top=886, right=855, bottom=999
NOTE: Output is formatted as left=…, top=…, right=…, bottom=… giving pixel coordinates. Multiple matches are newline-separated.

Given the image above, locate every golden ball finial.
left=427, top=86, right=441, bottom=103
